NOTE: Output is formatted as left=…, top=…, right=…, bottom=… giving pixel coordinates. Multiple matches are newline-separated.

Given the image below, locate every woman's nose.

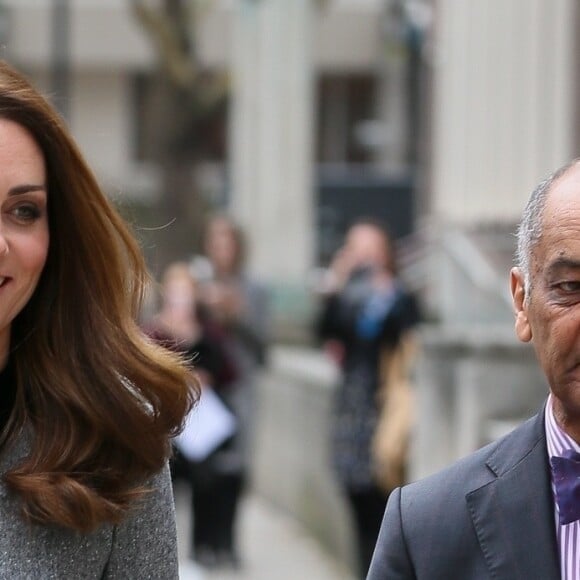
left=0, top=231, right=9, bottom=257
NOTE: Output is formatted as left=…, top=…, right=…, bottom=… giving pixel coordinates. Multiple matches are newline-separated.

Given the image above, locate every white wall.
left=70, top=72, right=132, bottom=190
left=430, top=0, right=576, bottom=224
left=192, top=1, right=385, bottom=73
left=5, top=1, right=153, bottom=69
left=5, top=1, right=384, bottom=73
left=4, top=3, right=160, bottom=200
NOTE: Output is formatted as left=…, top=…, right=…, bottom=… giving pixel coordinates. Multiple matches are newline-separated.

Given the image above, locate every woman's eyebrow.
left=7, top=184, right=47, bottom=196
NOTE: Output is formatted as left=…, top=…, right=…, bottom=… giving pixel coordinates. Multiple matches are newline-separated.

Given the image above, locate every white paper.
left=174, top=386, right=237, bottom=462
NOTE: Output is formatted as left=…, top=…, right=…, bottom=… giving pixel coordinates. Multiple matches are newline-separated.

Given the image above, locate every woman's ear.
left=510, top=268, right=532, bottom=342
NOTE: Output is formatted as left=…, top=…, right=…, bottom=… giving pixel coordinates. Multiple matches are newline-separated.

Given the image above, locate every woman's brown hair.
left=0, top=60, right=196, bottom=531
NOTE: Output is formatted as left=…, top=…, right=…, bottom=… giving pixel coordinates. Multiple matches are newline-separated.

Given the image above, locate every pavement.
left=175, top=483, right=354, bottom=580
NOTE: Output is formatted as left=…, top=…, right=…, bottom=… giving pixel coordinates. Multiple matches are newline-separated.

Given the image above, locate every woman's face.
left=205, top=219, right=238, bottom=274
left=345, top=224, right=391, bottom=271
left=0, top=119, right=49, bottom=364
left=162, top=274, right=197, bottom=312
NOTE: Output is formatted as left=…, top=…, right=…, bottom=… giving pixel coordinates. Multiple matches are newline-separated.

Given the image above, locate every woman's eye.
left=11, top=204, right=42, bottom=222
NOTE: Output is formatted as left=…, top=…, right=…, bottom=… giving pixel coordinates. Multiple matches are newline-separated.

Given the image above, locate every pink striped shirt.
left=546, top=394, right=580, bottom=580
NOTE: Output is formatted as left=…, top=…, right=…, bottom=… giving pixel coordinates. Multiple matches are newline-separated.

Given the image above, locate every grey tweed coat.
left=0, top=429, right=179, bottom=579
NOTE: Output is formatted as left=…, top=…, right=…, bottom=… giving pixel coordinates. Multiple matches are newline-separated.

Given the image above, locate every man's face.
left=512, top=164, right=580, bottom=418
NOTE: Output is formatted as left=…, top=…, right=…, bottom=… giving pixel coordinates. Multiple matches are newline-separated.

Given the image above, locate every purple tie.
left=551, top=449, right=580, bottom=525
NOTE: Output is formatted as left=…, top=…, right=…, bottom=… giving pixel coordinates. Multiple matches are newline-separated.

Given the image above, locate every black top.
left=145, top=324, right=237, bottom=390
left=316, top=268, right=420, bottom=372
left=0, top=359, right=15, bottom=436
left=315, top=269, right=420, bottom=488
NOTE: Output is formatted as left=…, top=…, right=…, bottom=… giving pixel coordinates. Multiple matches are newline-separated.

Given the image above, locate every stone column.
left=430, top=0, right=576, bottom=224
left=374, top=0, right=410, bottom=175
left=230, top=0, right=316, bottom=284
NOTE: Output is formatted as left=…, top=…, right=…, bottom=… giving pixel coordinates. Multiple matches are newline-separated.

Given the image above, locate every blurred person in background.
left=145, top=262, right=240, bottom=570
left=0, top=60, right=194, bottom=577
left=316, top=218, right=420, bottom=578
left=192, top=213, right=270, bottom=566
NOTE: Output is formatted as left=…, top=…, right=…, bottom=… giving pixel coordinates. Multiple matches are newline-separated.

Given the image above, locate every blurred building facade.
left=0, top=2, right=415, bottom=260
left=3, top=2, right=579, bottom=571
left=1, top=1, right=159, bottom=200
left=428, top=0, right=579, bottom=326
left=2, top=0, right=578, bottom=327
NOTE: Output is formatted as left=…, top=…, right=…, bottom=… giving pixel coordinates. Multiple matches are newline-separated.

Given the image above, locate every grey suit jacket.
left=0, top=430, right=179, bottom=579
left=367, top=408, right=560, bottom=579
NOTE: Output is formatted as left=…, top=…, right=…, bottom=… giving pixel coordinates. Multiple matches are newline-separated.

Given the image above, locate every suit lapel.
left=466, top=411, right=559, bottom=580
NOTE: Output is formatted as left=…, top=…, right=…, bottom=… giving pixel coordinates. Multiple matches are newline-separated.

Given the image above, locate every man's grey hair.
left=516, top=158, right=580, bottom=293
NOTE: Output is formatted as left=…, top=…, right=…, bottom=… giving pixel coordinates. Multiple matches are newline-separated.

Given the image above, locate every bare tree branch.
left=131, top=0, right=198, bottom=91
left=131, top=0, right=228, bottom=109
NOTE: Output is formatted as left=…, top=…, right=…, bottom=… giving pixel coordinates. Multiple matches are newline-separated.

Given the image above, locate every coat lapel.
left=0, top=426, right=31, bottom=498
left=466, top=411, right=560, bottom=580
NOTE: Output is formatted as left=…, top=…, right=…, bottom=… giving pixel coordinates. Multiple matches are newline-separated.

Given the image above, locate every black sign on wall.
left=316, top=171, right=415, bottom=265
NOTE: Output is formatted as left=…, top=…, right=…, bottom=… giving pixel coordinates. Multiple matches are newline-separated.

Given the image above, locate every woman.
left=0, top=60, right=194, bottom=577
left=193, top=214, right=269, bottom=566
left=317, top=218, right=419, bottom=578
left=145, top=262, right=238, bottom=569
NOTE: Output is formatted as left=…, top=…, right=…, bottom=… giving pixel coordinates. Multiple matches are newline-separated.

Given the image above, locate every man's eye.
left=558, top=281, right=580, bottom=292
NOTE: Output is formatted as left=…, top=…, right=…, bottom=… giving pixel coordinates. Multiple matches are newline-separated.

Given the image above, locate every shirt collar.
left=545, top=393, right=580, bottom=458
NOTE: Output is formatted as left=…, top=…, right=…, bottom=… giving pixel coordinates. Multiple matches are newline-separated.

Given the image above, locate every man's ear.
left=510, top=268, right=532, bottom=342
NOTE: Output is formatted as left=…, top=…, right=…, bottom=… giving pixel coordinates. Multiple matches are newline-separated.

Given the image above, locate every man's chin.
left=551, top=388, right=580, bottom=425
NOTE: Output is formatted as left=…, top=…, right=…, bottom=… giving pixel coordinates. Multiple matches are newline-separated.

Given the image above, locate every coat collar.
left=0, top=426, right=31, bottom=499
left=466, top=408, right=560, bottom=580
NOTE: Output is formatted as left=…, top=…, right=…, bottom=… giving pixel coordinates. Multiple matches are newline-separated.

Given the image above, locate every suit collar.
left=484, top=405, right=546, bottom=477
left=466, top=408, right=559, bottom=580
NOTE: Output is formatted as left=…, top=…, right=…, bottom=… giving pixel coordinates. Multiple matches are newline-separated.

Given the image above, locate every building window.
left=317, top=74, right=377, bottom=165
left=130, top=72, right=229, bottom=164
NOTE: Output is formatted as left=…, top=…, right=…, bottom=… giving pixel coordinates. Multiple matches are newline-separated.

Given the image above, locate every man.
left=367, top=158, right=580, bottom=580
